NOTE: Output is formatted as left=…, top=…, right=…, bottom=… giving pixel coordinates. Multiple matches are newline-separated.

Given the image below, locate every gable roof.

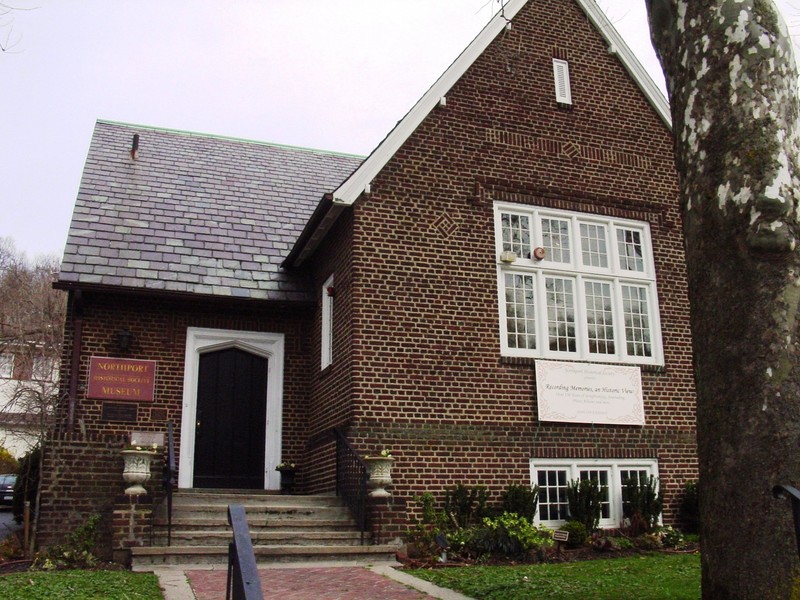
left=284, top=0, right=670, bottom=266
left=57, top=121, right=363, bottom=302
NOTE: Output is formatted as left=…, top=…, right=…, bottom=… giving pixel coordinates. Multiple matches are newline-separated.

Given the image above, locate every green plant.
left=658, top=525, right=685, bottom=548
left=406, top=493, right=450, bottom=560
left=13, top=444, right=41, bottom=525
left=500, top=484, right=539, bottom=521
left=680, top=480, right=700, bottom=534
left=444, top=484, right=489, bottom=528
left=622, top=475, right=662, bottom=532
left=0, top=446, right=19, bottom=473
left=560, top=520, right=589, bottom=549
left=467, top=512, right=553, bottom=559
left=566, top=479, right=602, bottom=532
left=32, top=513, right=103, bottom=570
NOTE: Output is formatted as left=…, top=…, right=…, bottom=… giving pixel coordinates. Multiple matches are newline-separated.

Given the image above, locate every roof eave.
left=575, top=0, right=671, bottom=128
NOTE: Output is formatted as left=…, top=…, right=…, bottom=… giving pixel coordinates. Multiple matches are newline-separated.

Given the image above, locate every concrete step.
left=131, top=491, right=379, bottom=569
left=131, top=543, right=400, bottom=567
left=157, top=505, right=351, bottom=520
left=153, top=516, right=357, bottom=530
left=152, top=529, right=369, bottom=547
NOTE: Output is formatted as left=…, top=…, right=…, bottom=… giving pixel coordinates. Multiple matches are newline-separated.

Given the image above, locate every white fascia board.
left=331, top=0, right=529, bottom=207
left=575, top=0, right=672, bottom=129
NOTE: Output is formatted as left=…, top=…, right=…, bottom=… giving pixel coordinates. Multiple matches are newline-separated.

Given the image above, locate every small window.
left=553, top=58, right=572, bottom=105
left=321, top=274, right=334, bottom=369
left=0, top=354, right=13, bottom=379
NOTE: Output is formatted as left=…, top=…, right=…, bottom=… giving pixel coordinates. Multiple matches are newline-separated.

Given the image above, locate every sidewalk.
left=152, top=561, right=474, bottom=600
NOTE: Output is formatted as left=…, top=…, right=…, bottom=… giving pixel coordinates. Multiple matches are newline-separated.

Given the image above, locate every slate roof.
left=57, top=121, right=363, bottom=302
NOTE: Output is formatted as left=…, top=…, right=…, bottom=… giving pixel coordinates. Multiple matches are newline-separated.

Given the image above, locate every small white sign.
left=535, top=360, right=645, bottom=426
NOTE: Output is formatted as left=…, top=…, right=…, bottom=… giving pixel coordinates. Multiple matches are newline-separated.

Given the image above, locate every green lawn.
left=409, top=552, right=700, bottom=600
left=0, top=569, right=163, bottom=600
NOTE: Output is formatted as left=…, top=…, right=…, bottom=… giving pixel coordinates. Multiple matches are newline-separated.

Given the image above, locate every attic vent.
left=552, top=58, right=572, bottom=105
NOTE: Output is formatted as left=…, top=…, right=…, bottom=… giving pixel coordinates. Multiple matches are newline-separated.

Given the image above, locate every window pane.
left=501, top=213, right=531, bottom=259
left=0, top=355, right=13, bottom=379
left=584, top=280, right=615, bottom=354
left=542, top=218, right=571, bottom=263
left=617, top=228, right=645, bottom=272
left=622, top=285, right=652, bottom=357
left=580, top=223, right=608, bottom=268
left=538, top=469, right=569, bottom=521
left=621, top=469, right=651, bottom=517
left=580, top=469, right=611, bottom=519
left=505, top=273, right=536, bottom=349
left=546, top=277, right=576, bottom=352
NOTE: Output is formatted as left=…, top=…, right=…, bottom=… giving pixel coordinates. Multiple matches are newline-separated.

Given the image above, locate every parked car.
left=0, top=474, right=15, bottom=506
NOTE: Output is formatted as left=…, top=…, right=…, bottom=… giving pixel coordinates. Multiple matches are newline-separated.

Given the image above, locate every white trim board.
left=178, top=327, right=285, bottom=490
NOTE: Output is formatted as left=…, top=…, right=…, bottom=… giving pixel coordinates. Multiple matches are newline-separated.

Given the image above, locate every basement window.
left=552, top=58, right=572, bottom=105
left=531, top=458, right=660, bottom=528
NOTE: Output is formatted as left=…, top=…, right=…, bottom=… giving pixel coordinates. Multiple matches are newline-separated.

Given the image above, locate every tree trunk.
left=646, top=1, right=800, bottom=597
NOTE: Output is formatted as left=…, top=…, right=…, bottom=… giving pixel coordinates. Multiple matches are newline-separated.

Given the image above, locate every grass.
left=409, top=552, right=700, bottom=600
left=0, top=569, right=163, bottom=600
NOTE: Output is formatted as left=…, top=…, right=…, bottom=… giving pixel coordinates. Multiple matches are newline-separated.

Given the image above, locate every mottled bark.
left=646, top=0, right=800, bottom=597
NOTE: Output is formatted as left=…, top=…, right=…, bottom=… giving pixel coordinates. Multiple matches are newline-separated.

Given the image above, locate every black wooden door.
left=193, top=347, right=268, bottom=489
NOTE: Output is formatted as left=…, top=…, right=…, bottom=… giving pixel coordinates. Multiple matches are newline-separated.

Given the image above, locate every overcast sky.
left=2, top=0, right=799, bottom=261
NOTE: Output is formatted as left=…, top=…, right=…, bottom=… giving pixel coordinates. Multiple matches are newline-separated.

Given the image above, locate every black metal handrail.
left=332, top=427, right=369, bottom=545
left=162, top=421, right=176, bottom=546
left=226, top=504, right=264, bottom=600
left=773, top=484, right=800, bottom=560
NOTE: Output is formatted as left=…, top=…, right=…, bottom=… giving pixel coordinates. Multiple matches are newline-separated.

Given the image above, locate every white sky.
left=1, top=0, right=799, bottom=261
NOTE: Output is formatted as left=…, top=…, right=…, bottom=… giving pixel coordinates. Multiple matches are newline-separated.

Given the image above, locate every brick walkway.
left=186, top=566, right=435, bottom=600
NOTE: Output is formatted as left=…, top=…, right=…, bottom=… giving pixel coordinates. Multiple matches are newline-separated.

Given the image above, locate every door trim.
left=178, top=327, right=285, bottom=490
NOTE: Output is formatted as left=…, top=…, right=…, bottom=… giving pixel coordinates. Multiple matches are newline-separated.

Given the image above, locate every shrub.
left=467, top=512, right=553, bottom=559
left=560, top=520, right=589, bottom=549
left=566, top=478, right=603, bottom=532
left=32, top=513, right=103, bottom=570
left=623, top=475, right=663, bottom=533
left=680, top=480, right=700, bottom=534
left=0, top=446, right=19, bottom=473
left=406, top=493, right=450, bottom=560
left=13, top=444, right=41, bottom=525
left=500, top=484, right=539, bottom=521
left=658, top=525, right=685, bottom=548
left=444, top=484, right=489, bottom=528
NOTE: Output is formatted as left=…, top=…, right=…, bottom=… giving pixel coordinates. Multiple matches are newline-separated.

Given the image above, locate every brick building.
left=41, top=0, right=696, bottom=554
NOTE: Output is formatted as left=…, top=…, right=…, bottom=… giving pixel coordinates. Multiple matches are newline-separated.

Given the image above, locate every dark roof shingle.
left=58, top=121, right=363, bottom=301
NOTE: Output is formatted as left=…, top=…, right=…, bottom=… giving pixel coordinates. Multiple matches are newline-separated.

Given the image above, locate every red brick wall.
left=333, top=0, right=695, bottom=535
left=41, top=290, right=313, bottom=547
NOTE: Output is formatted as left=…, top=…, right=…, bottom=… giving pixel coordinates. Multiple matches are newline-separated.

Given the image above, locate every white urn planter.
left=365, top=456, right=394, bottom=498
left=121, top=449, right=156, bottom=495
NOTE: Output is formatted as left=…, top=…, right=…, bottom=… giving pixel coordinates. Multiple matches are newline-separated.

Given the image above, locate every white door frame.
left=178, top=327, right=285, bottom=490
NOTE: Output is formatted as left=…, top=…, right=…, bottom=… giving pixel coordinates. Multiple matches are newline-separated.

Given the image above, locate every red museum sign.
left=87, top=357, right=157, bottom=402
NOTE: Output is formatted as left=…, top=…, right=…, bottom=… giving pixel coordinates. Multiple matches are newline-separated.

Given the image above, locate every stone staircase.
left=130, top=490, right=401, bottom=569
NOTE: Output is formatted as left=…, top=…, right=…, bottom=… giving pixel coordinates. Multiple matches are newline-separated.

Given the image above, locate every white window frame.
left=0, top=354, right=13, bottom=379
left=494, top=203, right=664, bottom=366
left=530, top=458, right=660, bottom=528
left=321, top=273, right=334, bottom=369
left=552, top=58, right=572, bottom=104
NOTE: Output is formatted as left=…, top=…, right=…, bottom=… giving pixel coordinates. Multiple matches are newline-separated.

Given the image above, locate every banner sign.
left=87, top=357, right=157, bottom=402
left=535, top=360, right=644, bottom=425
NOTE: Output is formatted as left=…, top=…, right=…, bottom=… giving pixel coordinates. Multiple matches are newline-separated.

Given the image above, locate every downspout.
left=66, top=289, right=83, bottom=433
